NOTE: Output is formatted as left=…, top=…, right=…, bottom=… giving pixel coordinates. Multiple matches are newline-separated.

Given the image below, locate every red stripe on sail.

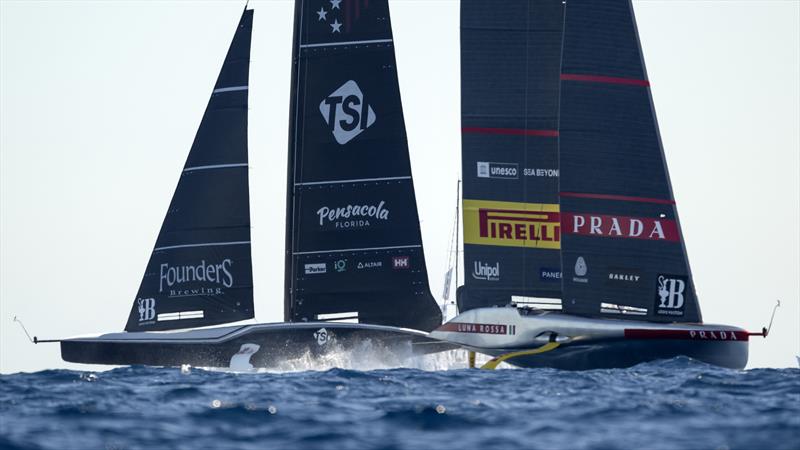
left=560, top=192, right=675, bottom=205
left=561, top=73, right=650, bottom=87
left=462, top=127, right=559, bottom=137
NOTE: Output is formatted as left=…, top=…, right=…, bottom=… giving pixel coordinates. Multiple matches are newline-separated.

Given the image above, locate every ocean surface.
left=1, top=355, right=798, bottom=450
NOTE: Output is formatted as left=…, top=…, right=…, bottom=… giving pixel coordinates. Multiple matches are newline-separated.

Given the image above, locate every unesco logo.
left=319, top=80, right=376, bottom=145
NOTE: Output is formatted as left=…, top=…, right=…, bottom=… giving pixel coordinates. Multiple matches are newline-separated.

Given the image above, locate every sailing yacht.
left=59, top=3, right=448, bottom=368
left=430, top=0, right=766, bottom=369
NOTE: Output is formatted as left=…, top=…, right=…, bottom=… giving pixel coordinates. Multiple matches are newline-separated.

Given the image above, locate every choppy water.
left=1, top=355, right=798, bottom=450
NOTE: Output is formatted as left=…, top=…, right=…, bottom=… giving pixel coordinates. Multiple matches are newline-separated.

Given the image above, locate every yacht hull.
left=430, top=307, right=750, bottom=370
left=61, top=322, right=453, bottom=369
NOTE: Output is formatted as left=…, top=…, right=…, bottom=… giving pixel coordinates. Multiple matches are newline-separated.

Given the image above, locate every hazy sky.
left=1, top=0, right=798, bottom=374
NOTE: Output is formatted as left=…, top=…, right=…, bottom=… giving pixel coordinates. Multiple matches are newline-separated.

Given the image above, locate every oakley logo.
left=319, top=80, right=376, bottom=145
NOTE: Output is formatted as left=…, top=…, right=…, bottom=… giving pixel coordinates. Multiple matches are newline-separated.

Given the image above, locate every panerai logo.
left=317, top=201, right=389, bottom=229
left=137, top=297, right=156, bottom=322
left=654, top=274, right=687, bottom=316
left=159, top=259, right=233, bottom=294
left=472, top=261, right=500, bottom=281
left=319, top=80, right=376, bottom=145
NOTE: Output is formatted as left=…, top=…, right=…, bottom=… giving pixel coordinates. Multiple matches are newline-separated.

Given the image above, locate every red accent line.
left=561, top=73, right=650, bottom=87
left=560, top=192, right=675, bottom=205
left=462, top=127, right=559, bottom=137
left=625, top=329, right=749, bottom=341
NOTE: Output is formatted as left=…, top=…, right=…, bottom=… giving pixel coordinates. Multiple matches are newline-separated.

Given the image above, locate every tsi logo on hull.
left=319, top=80, right=376, bottom=145
left=472, top=261, right=500, bottom=281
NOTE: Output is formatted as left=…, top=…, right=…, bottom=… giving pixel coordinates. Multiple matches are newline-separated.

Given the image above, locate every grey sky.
left=1, top=0, right=798, bottom=373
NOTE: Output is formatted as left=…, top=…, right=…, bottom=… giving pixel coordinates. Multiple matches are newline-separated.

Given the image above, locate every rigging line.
left=13, top=316, right=34, bottom=343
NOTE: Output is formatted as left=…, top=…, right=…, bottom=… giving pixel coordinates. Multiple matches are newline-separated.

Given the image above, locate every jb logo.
left=137, top=298, right=156, bottom=322
left=654, top=275, right=687, bottom=316
left=319, top=80, right=376, bottom=145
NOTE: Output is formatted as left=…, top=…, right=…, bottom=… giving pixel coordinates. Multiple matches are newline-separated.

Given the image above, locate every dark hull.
left=61, top=322, right=454, bottom=369
left=487, top=338, right=748, bottom=370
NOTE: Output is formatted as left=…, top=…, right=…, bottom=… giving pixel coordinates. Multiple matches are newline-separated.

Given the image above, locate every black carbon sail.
left=284, top=0, right=442, bottom=331
left=459, top=0, right=564, bottom=312
left=558, top=0, right=701, bottom=322
left=125, top=9, right=255, bottom=332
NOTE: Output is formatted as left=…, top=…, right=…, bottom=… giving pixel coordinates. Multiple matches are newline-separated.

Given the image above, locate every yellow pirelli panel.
left=463, top=199, right=561, bottom=249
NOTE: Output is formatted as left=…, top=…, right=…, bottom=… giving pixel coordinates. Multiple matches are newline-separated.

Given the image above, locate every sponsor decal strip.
left=624, top=329, right=748, bottom=341
left=562, top=212, right=679, bottom=242
left=463, top=199, right=561, bottom=249
left=560, top=73, right=650, bottom=87
left=295, top=176, right=411, bottom=186
left=212, top=85, right=248, bottom=94
left=560, top=191, right=675, bottom=205
left=462, top=127, right=558, bottom=137
left=437, top=322, right=510, bottom=335
left=183, top=163, right=248, bottom=173
left=293, top=244, right=420, bottom=255
left=300, top=38, right=393, bottom=49
left=153, top=241, right=250, bottom=252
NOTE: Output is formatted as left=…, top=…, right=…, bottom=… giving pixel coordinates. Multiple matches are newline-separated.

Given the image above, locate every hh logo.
left=392, top=256, right=410, bottom=269
left=654, top=274, right=687, bottom=316
left=137, top=297, right=156, bottom=322
left=319, top=80, right=376, bottom=145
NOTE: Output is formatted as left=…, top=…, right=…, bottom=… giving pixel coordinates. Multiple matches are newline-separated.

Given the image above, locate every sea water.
left=1, top=354, right=798, bottom=450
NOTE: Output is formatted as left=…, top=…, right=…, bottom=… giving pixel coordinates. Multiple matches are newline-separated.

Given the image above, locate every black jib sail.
left=558, top=0, right=701, bottom=322
left=459, top=0, right=564, bottom=312
left=284, top=0, right=442, bottom=331
left=125, top=9, right=255, bottom=332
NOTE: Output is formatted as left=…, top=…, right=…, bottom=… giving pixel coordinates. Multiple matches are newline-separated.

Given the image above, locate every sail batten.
left=124, top=9, right=255, bottom=332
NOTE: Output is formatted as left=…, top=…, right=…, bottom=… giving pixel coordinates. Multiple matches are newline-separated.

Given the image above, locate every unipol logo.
left=655, top=274, right=687, bottom=316
left=472, top=261, right=500, bottom=281
left=137, top=297, right=156, bottom=322
left=319, top=80, right=376, bottom=145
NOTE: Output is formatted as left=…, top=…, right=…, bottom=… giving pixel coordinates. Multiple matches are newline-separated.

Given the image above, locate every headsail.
left=558, top=0, right=701, bottom=322
left=125, top=9, right=255, bottom=331
left=284, top=0, right=441, bottom=331
left=459, top=0, right=564, bottom=312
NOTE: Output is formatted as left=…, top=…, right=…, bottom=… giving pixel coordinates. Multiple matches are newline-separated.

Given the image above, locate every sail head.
left=125, top=10, right=255, bottom=332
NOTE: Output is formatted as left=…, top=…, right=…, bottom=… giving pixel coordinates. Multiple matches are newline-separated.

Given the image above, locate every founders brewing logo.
left=319, top=80, right=376, bottom=145
left=654, top=274, right=687, bottom=316
left=137, top=297, right=156, bottom=323
left=472, top=261, right=500, bottom=281
left=317, top=201, right=389, bottom=229
left=160, top=259, right=233, bottom=298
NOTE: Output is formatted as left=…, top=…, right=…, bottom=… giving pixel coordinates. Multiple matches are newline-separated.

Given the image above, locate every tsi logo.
left=319, top=80, right=376, bottom=145
left=472, top=261, right=500, bottom=281
left=654, top=274, right=687, bottom=316
left=137, top=297, right=156, bottom=322
left=314, top=328, right=331, bottom=346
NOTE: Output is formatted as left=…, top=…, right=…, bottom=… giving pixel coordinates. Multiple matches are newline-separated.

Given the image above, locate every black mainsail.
left=125, top=9, right=255, bottom=332
left=459, top=0, right=564, bottom=312
left=284, top=0, right=441, bottom=331
left=558, top=0, right=701, bottom=322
